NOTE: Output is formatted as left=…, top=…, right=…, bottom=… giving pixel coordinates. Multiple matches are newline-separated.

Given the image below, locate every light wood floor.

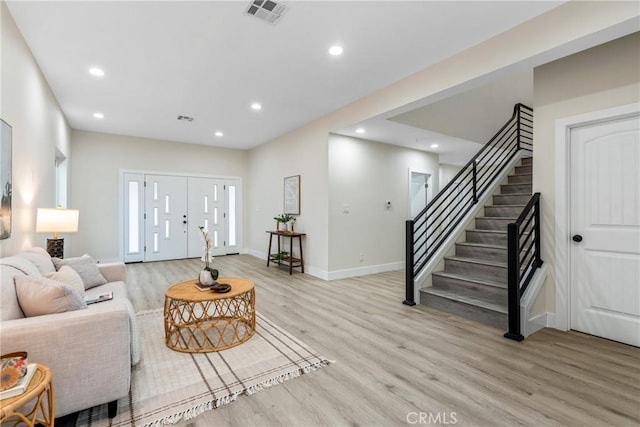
left=125, top=255, right=639, bottom=427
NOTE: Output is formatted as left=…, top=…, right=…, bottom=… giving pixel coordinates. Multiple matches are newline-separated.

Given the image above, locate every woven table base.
left=164, top=279, right=255, bottom=353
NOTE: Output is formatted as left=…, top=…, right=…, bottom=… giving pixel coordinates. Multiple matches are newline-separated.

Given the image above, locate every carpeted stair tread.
left=477, top=216, right=518, bottom=220
left=432, top=271, right=507, bottom=289
left=456, top=242, right=506, bottom=251
left=422, top=288, right=508, bottom=314
left=445, top=255, right=507, bottom=268
left=468, top=229, right=507, bottom=235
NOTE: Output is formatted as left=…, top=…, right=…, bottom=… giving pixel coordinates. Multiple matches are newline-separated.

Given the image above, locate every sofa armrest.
left=98, top=262, right=126, bottom=283
left=0, top=303, right=131, bottom=417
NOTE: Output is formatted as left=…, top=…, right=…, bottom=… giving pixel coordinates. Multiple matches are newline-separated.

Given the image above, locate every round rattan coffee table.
left=163, top=277, right=256, bottom=353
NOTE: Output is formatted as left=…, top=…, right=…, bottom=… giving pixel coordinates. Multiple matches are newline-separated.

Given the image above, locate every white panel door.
left=570, top=114, right=640, bottom=347
left=187, top=177, right=226, bottom=258
left=144, top=175, right=188, bottom=261
left=410, top=172, right=429, bottom=217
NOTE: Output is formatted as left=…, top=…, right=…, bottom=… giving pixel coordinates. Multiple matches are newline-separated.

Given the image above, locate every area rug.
left=77, top=309, right=330, bottom=427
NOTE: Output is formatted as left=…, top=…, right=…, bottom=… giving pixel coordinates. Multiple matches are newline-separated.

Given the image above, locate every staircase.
left=420, top=157, right=533, bottom=329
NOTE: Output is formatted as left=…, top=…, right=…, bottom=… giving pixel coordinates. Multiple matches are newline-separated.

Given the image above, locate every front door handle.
left=572, top=234, right=583, bottom=243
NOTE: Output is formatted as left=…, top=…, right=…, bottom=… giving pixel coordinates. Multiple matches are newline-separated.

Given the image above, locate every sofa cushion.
left=20, top=247, right=55, bottom=275
left=14, top=276, right=87, bottom=317
left=0, top=265, right=26, bottom=321
left=52, top=255, right=107, bottom=290
left=46, top=266, right=85, bottom=297
left=85, top=281, right=140, bottom=365
left=0, top=256, right=42, bottom=277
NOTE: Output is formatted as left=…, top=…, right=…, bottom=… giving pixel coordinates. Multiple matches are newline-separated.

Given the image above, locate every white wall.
left=246, top=122, right=329, bottom=278
left=438, top=164, right=463, bottom=192
left=0, top=2, right=71, bottom=257
left=533, top=32, right=640, bottom=315
left=244, top=1, right=638, bottom=279
left=328, top=134, right=438, bottom=277
left=70, top=130, right=247, bottom=260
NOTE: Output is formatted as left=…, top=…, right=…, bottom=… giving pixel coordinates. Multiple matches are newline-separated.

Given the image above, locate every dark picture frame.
left=283, top=175, right=300, bottom=215
left=0, top=119, right=12, bottom=240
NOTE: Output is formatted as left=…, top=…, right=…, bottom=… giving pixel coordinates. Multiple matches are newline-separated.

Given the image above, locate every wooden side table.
left=266, top=230, right=306, bottom=274
left=0, top=364, right=54, bottom=427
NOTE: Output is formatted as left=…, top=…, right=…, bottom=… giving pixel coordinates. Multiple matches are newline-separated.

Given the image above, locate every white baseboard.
left=327, top=262, right=403, bottom=281
left=546, top=312, right=558, bottom=329
left=246, top=250, right=329, bottom=280
left=305, top=266, right=329, bottom=280
left=246, top=251, right=401, bottom=281
left=247, top=249, right=267, bottom=260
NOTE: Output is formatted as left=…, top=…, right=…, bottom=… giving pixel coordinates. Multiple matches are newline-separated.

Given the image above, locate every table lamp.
left=36, top=208, right=79, bottom=258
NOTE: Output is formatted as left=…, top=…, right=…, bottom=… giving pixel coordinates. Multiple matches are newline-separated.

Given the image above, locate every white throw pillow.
left=52, top=255, right=107, bottom=290
left=46, top=265, right=85, bottom=297
left=14, top=276, right=87, bottom=317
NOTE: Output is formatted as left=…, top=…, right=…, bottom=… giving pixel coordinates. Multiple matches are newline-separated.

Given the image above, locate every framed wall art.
left=283, top=175, right=300, bottom=215
left=0, top=119, right=12, bottom=240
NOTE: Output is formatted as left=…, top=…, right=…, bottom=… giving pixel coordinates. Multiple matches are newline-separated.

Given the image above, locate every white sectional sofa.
left=0, top=247, right=140, bottom=418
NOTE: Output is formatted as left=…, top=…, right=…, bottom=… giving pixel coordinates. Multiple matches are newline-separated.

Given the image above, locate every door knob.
left=572, top=234, right=583, bottom=242
left=183, top=220, right=187, bottom=224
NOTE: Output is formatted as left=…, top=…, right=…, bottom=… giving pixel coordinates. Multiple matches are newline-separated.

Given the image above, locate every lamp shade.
left=36, top=208, right=79, bottom=234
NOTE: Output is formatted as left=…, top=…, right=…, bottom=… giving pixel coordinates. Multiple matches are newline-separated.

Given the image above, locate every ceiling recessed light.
left=93, top=112, right=104, bottom=119
left=89, top=67, right=104, bottom=77
left=355, top=128, right=365, bottom=134
left=215, top=131, right=224, bottom=137
left=251, top=102, right=262, bottom=111
left=430, top=144, right=439, bottom=148
left=329, top=45, right=344, bottom=56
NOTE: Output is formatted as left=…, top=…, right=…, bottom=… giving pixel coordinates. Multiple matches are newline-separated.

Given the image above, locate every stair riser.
left=515, top=165, right=532, bottom=175
left=508, top=174, right=532, bottom=184
left=420, top=291, right=507, bottom=329
left=456, top=244, right=507, bottom=263
left=432, top=274, right=507, bottom=306
left=484, top=206, right=525, bottom=217
left=521, top=157, right=533, bottom=166
left=445, top=258, right=507, bottom=282
left=493, top=194, right=532, bottom=205
left=465, top=230, right=507, bottom=246
left=501, top=183, right=532, bottom=194
left=475, top=217, right=513, bottom=231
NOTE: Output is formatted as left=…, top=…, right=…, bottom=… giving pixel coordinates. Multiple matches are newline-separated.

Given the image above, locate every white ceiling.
left=6, top=1, right=561, bottom=150
left=333, top=70, right=533, bottom=165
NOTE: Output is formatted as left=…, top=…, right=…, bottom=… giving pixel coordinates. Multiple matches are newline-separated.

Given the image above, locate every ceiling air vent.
left=177, top=115, right=194, bottom=122
left=245, top=0, right=286, bottom=24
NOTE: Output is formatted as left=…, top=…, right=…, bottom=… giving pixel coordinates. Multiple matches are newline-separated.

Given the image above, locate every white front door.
left=187, top=177, right=226, bottom=258
left=570, top=114, right=640, bottom=347
left=144, top=175, right=188, bottom=261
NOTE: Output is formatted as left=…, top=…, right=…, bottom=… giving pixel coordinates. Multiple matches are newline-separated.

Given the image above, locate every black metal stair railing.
left=404, top=103, right=533, bottom=306
left=504, top=192, right=543, bottom=341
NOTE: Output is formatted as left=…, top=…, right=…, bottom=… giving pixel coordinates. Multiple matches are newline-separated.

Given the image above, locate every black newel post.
left=504, top=222, right=524, bottom=341
left=403, top=219, right=416, bottom=306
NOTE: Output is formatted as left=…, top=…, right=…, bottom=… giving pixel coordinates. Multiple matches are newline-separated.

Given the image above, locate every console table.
left=266, top=231, right=306, bottom=274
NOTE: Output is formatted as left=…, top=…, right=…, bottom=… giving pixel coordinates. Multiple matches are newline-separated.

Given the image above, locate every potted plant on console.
left=274, top=214, right=295, bottom=233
